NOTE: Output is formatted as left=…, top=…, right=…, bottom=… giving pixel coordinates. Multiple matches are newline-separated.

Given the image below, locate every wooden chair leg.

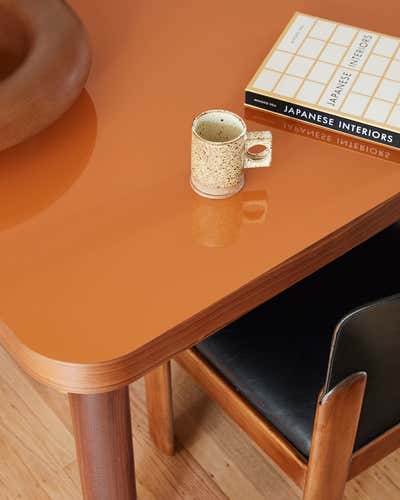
left=145, top=361, right=175, bottom=455
left=303, top=372, right=367, bottom=500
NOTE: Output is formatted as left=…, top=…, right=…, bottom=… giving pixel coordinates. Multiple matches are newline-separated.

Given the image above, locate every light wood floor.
left=0, top=347, right=399, bottom=499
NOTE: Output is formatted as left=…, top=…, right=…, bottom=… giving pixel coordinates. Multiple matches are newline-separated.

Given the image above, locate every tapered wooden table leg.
left=69, top=386, right=137, bottom=500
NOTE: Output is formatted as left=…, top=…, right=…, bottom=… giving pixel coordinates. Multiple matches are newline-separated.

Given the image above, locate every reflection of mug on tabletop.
left=191, top=109, right=271, bottom=199
left=192, top=190, right=268, bottom=247
left=242, top=191, right=268, bottom=224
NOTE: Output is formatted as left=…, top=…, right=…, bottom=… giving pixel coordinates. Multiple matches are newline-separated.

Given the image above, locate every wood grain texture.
left=0, top=346, right=82, bottom=499
left=0, top=350, right=399, bottom=499
left=2, top=192, right=400, bottom=395
left=154, top=351, right=400, bottom=497
left=350, top=423, right=400, bottom=480
left=145, top=362, right=175, bottom=456
left=0, top=0, right=91, bottom=151
left=69, top=388, right=136, bottom=500
left=175, top=349, right=308, bottom=488
left=304, top=373, right=367, bottom=500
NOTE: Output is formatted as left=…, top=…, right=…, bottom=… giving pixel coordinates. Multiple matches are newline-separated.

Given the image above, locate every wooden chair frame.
left=145, top=351, right=400, bottom=500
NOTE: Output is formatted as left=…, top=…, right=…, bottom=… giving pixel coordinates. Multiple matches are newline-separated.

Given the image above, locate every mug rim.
left=192, top=109, right=247, bottom=145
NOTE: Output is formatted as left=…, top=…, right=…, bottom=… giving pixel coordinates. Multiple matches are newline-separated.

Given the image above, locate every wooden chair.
left=145, top=223, right=400, bottom=500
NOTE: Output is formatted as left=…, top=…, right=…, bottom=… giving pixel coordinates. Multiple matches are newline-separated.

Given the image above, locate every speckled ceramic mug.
left=191, top=110, right=271, bottom=199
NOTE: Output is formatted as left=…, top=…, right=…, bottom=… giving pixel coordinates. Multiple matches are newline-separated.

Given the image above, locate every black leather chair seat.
left=196, top=223, right=400, bottom=458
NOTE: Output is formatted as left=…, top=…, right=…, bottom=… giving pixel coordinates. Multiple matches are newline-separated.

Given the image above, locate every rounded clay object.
left=0, top=0, right=91, bottom=151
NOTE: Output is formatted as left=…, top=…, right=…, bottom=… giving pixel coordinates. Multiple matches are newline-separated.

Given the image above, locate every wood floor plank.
left=31, top=358, right=227, bottom=500
left=0, top=347, right=398, bottom=499
left=0, top=348, right=80, bottom=499
left=172, top=362, right=299, bottom=500
left=0, top=434, right=51, bottom=500
left=130, top=382, right=228, bottom=500
left=346, top=466, right=400, bottom=500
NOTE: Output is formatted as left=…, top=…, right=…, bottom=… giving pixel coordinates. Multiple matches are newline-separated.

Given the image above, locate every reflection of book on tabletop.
left=245, top=108, right=400, bottom=164
left=246, top=13, right=400, bottom=149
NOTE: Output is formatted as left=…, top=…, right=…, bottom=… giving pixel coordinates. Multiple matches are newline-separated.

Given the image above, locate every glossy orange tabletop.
left=1, top=0, right=400, bottom=393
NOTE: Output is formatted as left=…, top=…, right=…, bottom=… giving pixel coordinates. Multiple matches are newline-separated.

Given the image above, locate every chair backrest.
left=323, top=294, right=400, bottom=450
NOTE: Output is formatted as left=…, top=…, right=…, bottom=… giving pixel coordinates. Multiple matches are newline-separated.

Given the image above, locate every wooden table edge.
left=1, top=192, right=400, bottom=394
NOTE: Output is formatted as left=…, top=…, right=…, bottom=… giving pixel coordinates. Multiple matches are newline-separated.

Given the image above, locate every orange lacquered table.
left=1, top=1, right=400, bottom=498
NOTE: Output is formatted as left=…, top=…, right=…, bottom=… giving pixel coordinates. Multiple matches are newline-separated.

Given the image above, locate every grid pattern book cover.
left=245, top=13, right=400, bottom=149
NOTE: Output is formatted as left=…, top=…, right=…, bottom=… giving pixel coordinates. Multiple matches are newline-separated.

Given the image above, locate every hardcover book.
left=245, top=13, right=400, bottom=149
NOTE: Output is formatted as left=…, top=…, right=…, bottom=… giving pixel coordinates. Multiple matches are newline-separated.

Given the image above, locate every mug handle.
left=244, top=131, right=272, bottom=168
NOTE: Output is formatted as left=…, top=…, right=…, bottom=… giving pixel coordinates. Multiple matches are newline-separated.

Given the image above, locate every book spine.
left=245, top=91, right=400, bottom=150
